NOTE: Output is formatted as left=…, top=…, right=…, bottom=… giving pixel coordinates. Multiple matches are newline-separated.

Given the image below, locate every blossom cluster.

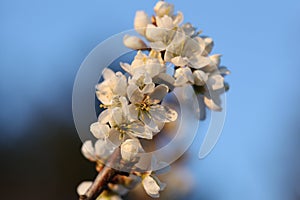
left=78, top=1, right=230, bottom=199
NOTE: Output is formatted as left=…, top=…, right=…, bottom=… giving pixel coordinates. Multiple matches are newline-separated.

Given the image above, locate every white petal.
left=142, top=175, right=161, bottom=198
left=102, top=68, right=115, bottom=80
left=149, top=84, right=169, bottom=103
left=123, top=35, right=147, bottom=50
left=96, top=82, right=113, bottom=105
left=129, top=121, right=153, bottom=139
left=210, top=54, right=222, bottom=67
left=128, top=104, right=139, bottom=120
left=173, top=11, right=184, bottom=25
left=90, top=122, right=110, bottom=139
left=98, top=109, right=111, bottom=124
left=95, top=139, right=116, bottom=159
left=121, top=139, right=141, bottom=162
left=107, top=129, right=123, bottom=147
left=193, top=70, right=208, bottom=86
left=204, top=95, right=222, bottom=111
left=120, top=62, right=131, bottom=74
left=171, top=56, right=189, bottom=67
left=154, top=1, right=174, bottom=17
left=163, top=106, right=178, bottom=122
left=208, top=74, right=224, bottom=90
left=152, top=73, right=175, bottom=90
left=189, top=55, right=211, bottom=69
left=134, top=11, right=151, bottom=36
left=150, top=105, right=177, bottom=122
left=77, top=181, right=92, bottom=196
left=156, top=15, right=174, bottom=29
left=141, top=83, right=155, bottom=94
left=182, top=23, right=196, bottom=37
left=112, top=72, right=127, bottom=96
left=145, top=59, right=162, bottom=77
left=149, top=105, right=167, bottom=122
left=174, top=67, right=194, bottom=84
left=127, top=84, right=144, bottom=103
left=149, top=41, right=167, bottom=52
left=81, top=140, right=96, bottom=162
left=174, top=75, right=188, bottom=86
left=111, top=107, right=124, bottom=125
left=145, top=24, right=167, bottom=42
left=203, top=37, right=214, bottom=55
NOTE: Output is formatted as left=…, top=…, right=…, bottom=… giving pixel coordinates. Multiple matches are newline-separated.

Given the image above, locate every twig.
left=79, top=148, right=120, bottom=200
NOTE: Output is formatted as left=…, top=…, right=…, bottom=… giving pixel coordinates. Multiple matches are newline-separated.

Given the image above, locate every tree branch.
left=79, top=148, right=120, bottom=200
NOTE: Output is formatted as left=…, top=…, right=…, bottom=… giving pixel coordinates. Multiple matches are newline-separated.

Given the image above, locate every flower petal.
left=163, top=106, right=178, bottom=122
left=81, top=140, right=96, bottom=162
left=207, top=74, right=224, bottom=90
left=77, top=181, right=92, bottom=196
left=111, top=107, right=124, bottom=125
left=171, top=56, right=189, bottom=67
left=173, top=11, right=184, bottom=25
left=98, top=109, right=112, bottom=124
left=134, top=11, right=151, bottom=36
left=128, top=121, right=153, bottom=139
left=95, top=139, right=116, bottom=159
left=204, top=95, right=222, bottom=111
left=90, top=122, right=110, bottom=139
left=102, top=68, right=115, bottom=80
left=123, top=35, right=148, bottom=50
left=96, top=82, right=113, bottom=105
left=127, top=84, right=144, bottom=103
left=193, top=70, right=208, bottom=86
left=149, top=84, right=169, bottom=103
left=121, top=139, right=142, bottom=162
left=142, top=175, right=161, bottom=198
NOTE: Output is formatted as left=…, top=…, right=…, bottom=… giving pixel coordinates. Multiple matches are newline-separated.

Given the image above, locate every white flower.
left=202, top=36, right=214, bottom=56
left=120, top=139, right=143, bottom=162
left=154, top=1, right=174, bottom=17
left=81, top=139, right=117, bottom=162
left=202, top=71, right=227, bottom=111
left=193, top=70, right=208, bottom=86
left=94, top=139, right=117, bottom=160
left=96, top=69, right=127, bottom=105
left=128, top=72, right=155, bottom=94
left=165, top=36, right=211, bottom=69
left=174, top=67, right=194, bottom=86
left=123, top=35, right=147, bottom=50
left=97, top=96, right=127, bottom=124
left=127, top=84, right=177, bottom=131
left=207, top=73, right=224, bottom=91
left=145, top=20, right=184, bottom=51
left=109, top=106, right=153, bottom=140
left=120, top=51, right=164, bottom=78
left=81, top=140, right=97, bottom=162
left=142, top=175, right=166, bottom=198
left=77, top=181, right=92, bottom=196
left=90, top=122, right=110, bottom=139
left=182, top=23, right=200, bottom=37
left=202, top=54, right=222, bottom=72
left=134, top=11, right=151, bottom=36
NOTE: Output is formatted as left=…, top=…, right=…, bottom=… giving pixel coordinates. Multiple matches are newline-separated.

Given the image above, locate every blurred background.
left=1, top=0, right=300, bottom=199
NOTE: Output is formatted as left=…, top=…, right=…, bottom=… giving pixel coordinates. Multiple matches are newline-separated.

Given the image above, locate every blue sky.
left=1, top=0, right=300, bottom=199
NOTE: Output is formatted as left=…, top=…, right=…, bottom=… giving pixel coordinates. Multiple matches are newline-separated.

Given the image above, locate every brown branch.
left=79, top=148, right=120, bottom=200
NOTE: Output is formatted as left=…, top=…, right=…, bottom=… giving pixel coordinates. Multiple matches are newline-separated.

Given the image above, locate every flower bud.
left=154, top=1, right=174, bottom=17
left=134, top=11, right=151, bottom=36
left=121, top=139, right=141, bottom=162
left=123, top=35, right=147, bottom=50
